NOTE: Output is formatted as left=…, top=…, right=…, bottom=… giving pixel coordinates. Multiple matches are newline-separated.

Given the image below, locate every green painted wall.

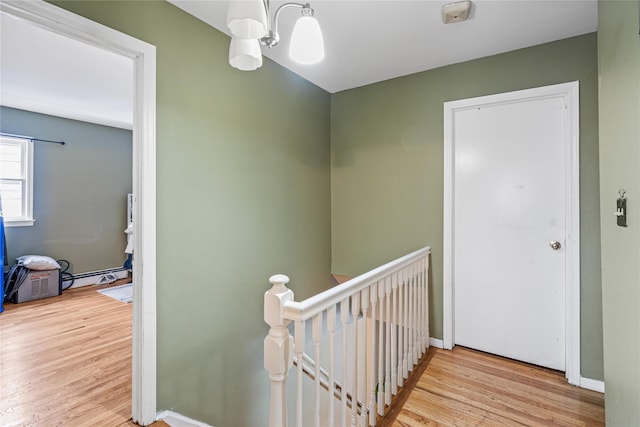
left=598, top=1, right=640, bottom=424
left=331, top=33, right=603, bottom=380
left=1, top=106, right=132, bottom=274
left=51, top=1, right=332, bottom=425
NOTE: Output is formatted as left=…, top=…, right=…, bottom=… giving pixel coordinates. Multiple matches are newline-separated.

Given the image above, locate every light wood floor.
left=386, top=346, right=605, bottom=426
left=0, top=280, right=134, bottom=426
left=2, top=283, right=605, bottom=427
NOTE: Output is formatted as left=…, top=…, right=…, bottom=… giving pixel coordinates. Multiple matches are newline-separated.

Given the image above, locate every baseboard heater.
left=64, top=267, right=129, bottom=289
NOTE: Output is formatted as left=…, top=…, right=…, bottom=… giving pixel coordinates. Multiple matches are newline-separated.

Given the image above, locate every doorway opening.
left=0, top=0, right=157, bottom=424
left=442, top=82, right=581, bottom=386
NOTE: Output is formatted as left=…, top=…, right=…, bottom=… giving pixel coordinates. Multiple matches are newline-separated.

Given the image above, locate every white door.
left=446, top=84, right=579, bottom=372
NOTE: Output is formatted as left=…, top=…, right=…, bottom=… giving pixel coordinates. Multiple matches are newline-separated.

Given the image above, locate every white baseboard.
left=426, top=337, right=603, bottom=393
left=156, top=410, right=213, bottom=427
left=63, top=267, right=129, bottom=289
left=429, top=337, right=444, bottom=349
left=580, top=377, right=605, bottom=393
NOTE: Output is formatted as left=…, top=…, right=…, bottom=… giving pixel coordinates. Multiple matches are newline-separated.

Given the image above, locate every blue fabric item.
left=1, top=196, right=5, bottom=313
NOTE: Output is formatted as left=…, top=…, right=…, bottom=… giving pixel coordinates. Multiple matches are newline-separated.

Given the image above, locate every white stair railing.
left=264, top=247, right=431, bottom=427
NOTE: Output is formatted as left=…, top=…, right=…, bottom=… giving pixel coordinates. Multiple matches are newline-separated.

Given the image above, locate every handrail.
left=283, top=246, right=430, bottom=322
left=264, top=246, right=431, bottom=427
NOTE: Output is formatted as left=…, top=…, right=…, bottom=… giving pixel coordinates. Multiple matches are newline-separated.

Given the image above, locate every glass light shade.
left=226, top=0, right=268, bottom=39
left=289, top=15, right=324, bottom=65
left=229, top=37, right=263, bottom=71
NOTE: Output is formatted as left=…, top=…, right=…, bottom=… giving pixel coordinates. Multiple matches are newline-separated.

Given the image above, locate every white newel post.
left=264, top=274, right=294, bottom=427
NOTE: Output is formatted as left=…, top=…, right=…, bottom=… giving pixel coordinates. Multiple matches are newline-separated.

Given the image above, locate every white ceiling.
left=0, top=1, right=597, bottom=129
left=171, top=0, right=598, bottom=93
left=0, top=14, right=134, bottom=130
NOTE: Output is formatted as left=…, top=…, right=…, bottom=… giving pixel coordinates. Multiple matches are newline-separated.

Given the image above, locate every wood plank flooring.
left=387, top=347, right=605, bottom=427
left=123, top=421, right=169, bottom=427
left=2, top=280, right=606, bottom=427
left=0, top=281, right=133, bottom=426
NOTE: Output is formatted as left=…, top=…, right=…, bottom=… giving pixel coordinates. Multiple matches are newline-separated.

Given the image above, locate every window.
left=0, top=135, right=34, bottom=226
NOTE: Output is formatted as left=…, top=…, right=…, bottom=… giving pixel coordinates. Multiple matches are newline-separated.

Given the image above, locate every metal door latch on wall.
left=615, top=189, right=627, bottom=227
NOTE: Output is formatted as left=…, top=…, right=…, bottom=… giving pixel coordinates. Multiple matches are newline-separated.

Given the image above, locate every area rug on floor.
left=97, top=283, right=132, bottom=303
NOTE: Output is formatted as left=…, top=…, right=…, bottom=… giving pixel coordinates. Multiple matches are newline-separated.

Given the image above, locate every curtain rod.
left=0, top=132, right=65, bottom=146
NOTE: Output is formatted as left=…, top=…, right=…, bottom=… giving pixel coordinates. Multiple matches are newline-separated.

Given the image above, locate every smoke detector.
left=442, top=1, right=472, bottom=24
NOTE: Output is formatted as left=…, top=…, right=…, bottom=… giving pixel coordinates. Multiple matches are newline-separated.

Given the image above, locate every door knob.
left=549, top=241, right=561, bottom=250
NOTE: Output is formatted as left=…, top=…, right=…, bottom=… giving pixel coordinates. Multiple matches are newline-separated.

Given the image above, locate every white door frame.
left=0, top=1, right=158, bottom=424
left=442, top=82, right=580, bottom=386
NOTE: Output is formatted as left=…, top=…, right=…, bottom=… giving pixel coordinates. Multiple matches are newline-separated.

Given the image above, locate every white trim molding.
left=0, top=1, right=158, bottom=425
left=3, top=219, right=35, bottom=227
left=580, top=377, right=605, bottom=394
left=429, top=337, right=444, bottom=349
left=157, top=410, right=214, bottom=427
left=443, top=81, right=581, bottom=386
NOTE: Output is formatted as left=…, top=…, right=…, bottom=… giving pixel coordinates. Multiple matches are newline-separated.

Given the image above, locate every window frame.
left=0, top=135, right=35, bottom=227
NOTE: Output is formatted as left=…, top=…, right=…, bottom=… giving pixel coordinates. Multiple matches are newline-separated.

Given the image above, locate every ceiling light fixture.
left=226, top=0, right=324, bottom=71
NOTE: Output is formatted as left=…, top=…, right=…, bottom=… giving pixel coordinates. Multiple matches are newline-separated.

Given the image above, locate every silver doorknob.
left=549, top=241, right=561, bottom=250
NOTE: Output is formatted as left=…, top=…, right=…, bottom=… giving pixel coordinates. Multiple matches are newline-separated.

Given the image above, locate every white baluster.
left=415, top=263, right=420, bottom=362
left=425, top=255, right=430, bottom=350
left=341, top=298, right=349, bottom=427
left=421, top=258, right=427, bottom=353
left=264, top=275, right=294, bottom=427
left=360, top=288, right=369, bottom=427
left=406, top=265, right=416, bottom=368
left=418, top=261, right=423, bottom=356
left=377, top=281, right=385, bottom=416
left=313, top=314, right=321, bottom=427
left=424, top=259, right=429, bottom=351
left=404, top=266, right=414, bottom=372
left=327, top=305, right=336, bottom=427
left=264, top=252, right=431, bottom=427
left=407, top=267, right=412, bottom=366
left=295, top=320, right=305, bottom=427
left=384, top=277, right=392, bottom=405
left=417, top=261, right=424, bottom=355
left=368, top=284, right=377, bottom=426
left=403, top=268, right=409, bottom=379
left=397, top=273, right=404, bottom=388
left=411, top=264, right=417, bottom=366
left=350, top=293, right=360, bottom=427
